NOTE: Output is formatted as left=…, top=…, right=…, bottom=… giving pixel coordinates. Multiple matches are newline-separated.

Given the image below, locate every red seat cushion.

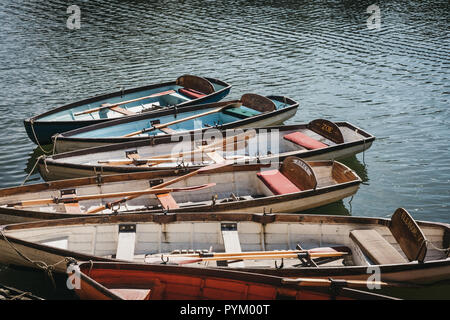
left=256, top=170, right=301, bottom=195
left=283, top=132, right=328, bottom=150
left=178, top=88, right=207, bottom=99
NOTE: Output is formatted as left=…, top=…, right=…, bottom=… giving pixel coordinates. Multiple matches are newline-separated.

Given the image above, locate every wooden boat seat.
left=64, top=202, right=82, bottom=214
left=206, top=151, right=226, bottom=163
left=178, top=88, right=207, bottom=99
left=110, top=289, right=152, bottom=300
left=256, top=169, right=301, bottom=195
left=221, top=223, right=245, bottom=268
left=283, top=132, right=328, bottom=150
left=222, top=106, right=261, bottom=119
left=109, top=106, right=136, bottom=116
left=116, top=225, right=136, bottom=261
left=159, top=127, right=176, bottom=134
left=156, top=193, right=179, bottom=210
left=349, top=229, right=408, bottom=265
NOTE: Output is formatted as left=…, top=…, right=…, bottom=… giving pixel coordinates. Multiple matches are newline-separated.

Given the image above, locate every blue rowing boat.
left=52, top=94, right=299, bottom=153
left=24, top=75, right=231, bottom=145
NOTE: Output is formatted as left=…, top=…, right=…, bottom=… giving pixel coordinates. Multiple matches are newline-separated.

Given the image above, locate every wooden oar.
left=85, top=161, right=233, bottom=214
left=9, top=183, right=216, bottom=207
left=97, top=142, right=245, bottom=166
left=98, top=130, right=256, bottom=166
left=281, top=277, right=417, bottom=289
left=146, top=251, right=348, bottom=265
left=166, top=247, right=348, bottom=258
left=73, top=90, right=176, bottom=116
left=122, top=102, right=242, bottom=137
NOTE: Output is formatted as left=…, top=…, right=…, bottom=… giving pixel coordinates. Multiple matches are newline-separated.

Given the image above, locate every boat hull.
left=0, top=212, right=448, bottom=299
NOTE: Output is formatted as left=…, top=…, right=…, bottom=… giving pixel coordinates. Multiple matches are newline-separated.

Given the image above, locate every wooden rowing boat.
left=37, top=119, right=375, bottom=181
left=0, top=209, right=447, bottom=299
left=51, top=94, right=299, bottom=153
left=24, top=75, right=231, bottom=145
left=70, top=261, right=397, bottom=300
left=0, top=157, right=361, bottom=221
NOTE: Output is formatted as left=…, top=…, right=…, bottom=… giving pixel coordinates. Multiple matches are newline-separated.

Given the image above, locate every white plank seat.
left=349, top=229, right=407, bottom=265
left=220, top=223, right=245, bottom=268
left=116, top=224, right=137, bottom=261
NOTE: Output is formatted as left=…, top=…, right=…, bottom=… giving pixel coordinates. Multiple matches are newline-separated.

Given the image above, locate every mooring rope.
left=29, top=119, right=52, bottom=155
left=21, top=155, right=48, bottom=186
left=51, top=134, right=58, bottom=155
left=425, top=239, right=450, bottom=255
left=0, top=228, right=76, bottom=289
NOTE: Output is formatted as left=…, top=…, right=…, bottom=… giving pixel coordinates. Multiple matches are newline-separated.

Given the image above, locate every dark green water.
left=0, top=0, right=448, bottom=299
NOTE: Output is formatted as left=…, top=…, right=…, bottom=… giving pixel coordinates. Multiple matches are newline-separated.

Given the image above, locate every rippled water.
left=0, top=0, right=449, bottom=298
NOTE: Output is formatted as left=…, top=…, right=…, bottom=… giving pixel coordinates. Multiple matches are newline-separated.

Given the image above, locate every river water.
left=0, top=0, right=448, bottom=299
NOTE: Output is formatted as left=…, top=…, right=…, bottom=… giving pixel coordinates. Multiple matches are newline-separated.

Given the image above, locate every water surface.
left=0, top=0, right=448, bottom=299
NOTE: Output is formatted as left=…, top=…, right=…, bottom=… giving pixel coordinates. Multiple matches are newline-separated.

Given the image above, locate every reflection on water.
left=339, top=155, right=369, bottom=183
left=300, top=199, right=352, bottom=216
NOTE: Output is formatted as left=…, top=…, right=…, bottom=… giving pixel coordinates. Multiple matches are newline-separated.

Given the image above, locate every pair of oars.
left=74, top=90, right=176, bottom=117
left=122, top=102, right=242, bottom=137
left=85, top=161, right=234, bottom=214
left=8, top=183, right=216, bottom=208
left=99, top=130, right=256, bottom=166
left=153, top=249, right=349, bottom=265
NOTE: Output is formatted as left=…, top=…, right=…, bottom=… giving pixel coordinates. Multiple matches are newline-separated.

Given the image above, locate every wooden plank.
left=159, top=127, right=177, bottom=134
left=116, top=225, right=136, bottom=261
left=64, top=202, right=82, bottom=214
left=109, top=106, right=136, bottom=116
left=110, top=289, right=151, bottom=300
left=221, top=223, right=245, bottom=268
left=206, top=151, right=226, bottom=164
left=156, top=193, right=179, bottom=210
left=350, top=229, right=407, bottom=265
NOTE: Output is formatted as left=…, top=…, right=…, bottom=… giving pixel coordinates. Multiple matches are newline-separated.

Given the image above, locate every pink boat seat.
left=256, top=169, right=302, bottom=195
left=178, top=88, right=207, bottom=99
left=283, top=132, right=328, bottom=150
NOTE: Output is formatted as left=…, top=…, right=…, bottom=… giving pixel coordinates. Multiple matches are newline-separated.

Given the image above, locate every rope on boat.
left=29, top=119, right=52, bottom=155
left=425, top=240, right=450, bottom=256
left=9, top=291, right=31, bottom=300
left=0, top=228, right=76, bottom=289
left=51, top=134, right=58, bottom=155
left=21, top=155, right=48, bottom=186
